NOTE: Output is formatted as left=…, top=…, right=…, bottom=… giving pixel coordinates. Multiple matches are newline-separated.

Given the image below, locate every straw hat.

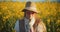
left=22, top=1, right=38, bottom=13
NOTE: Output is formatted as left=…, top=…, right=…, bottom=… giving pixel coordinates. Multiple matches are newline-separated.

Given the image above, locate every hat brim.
left=22, top=9, right=27, bottom=12
left=22, top=9, right=38, bottom=13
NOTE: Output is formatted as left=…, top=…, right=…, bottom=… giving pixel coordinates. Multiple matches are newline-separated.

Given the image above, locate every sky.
left=0, top=0, right=60, bottom=2
left=12, top=0, right=57, bottom=2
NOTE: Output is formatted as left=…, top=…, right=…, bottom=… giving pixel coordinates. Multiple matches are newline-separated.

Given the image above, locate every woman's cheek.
left=30, top=14, right=33, bottom=19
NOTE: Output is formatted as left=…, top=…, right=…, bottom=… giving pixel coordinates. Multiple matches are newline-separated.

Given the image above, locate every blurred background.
left=0, top=0, right=60, bottom=32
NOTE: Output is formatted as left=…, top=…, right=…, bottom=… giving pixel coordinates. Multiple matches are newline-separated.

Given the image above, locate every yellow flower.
left=0, top=12, right=2, bottom=14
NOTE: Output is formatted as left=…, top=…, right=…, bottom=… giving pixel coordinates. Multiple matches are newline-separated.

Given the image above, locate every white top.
left=24, top=17, right=35, bottom=32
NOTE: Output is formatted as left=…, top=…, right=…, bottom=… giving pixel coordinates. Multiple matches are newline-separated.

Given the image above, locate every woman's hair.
left=33, top=15, right=41, bottom=32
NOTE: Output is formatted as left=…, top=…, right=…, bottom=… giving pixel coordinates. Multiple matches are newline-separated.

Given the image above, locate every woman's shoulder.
left=19, top=18, right=25, bottom=21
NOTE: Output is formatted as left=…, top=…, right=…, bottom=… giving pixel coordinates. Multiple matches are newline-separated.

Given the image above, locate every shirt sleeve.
left=36, top=21, right=47, bottom=32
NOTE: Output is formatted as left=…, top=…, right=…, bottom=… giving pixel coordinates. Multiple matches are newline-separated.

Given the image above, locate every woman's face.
left=26, top=11, right=35, bottom=19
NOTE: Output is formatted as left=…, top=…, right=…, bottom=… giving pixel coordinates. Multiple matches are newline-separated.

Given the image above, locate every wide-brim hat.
left=22, top=1, right=38, bottom=13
